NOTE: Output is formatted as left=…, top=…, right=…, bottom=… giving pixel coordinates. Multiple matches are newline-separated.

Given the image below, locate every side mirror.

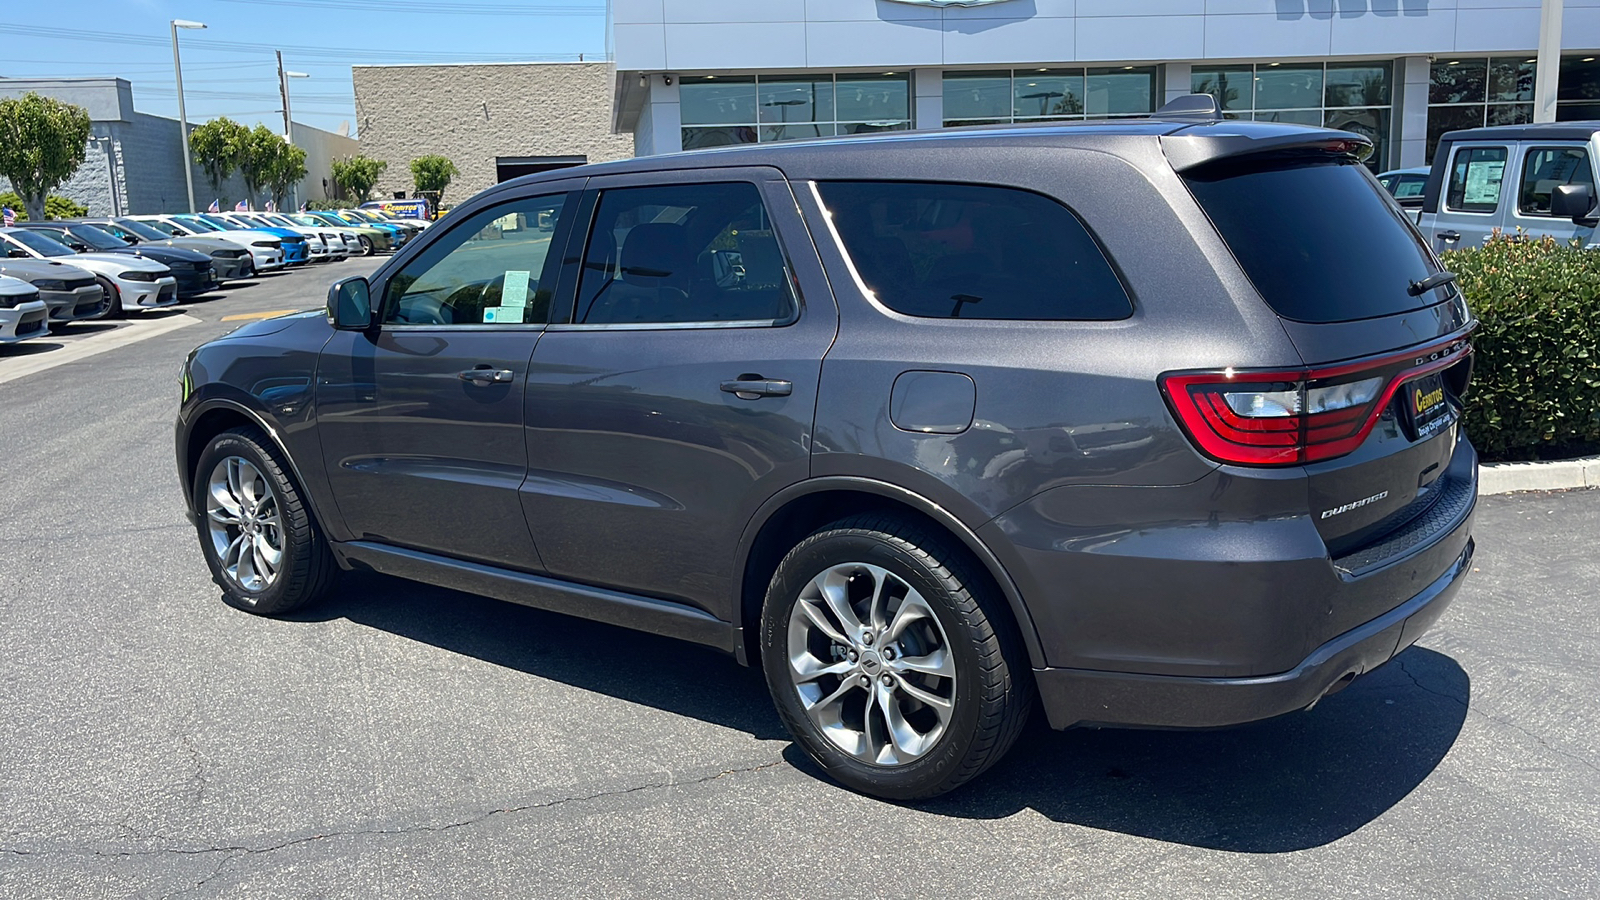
left=328, top=276, right=374, bottom=330
left=1552, top=183, right=1595, bottom=221
left=7, top=248, right=29, bottom=259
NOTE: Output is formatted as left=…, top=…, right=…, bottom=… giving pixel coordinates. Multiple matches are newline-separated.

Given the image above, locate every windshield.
left=322, top=212, right=357, bottom=225
left=110, top=219, right=173, bottom=242
left=174, top=217, right=221, bottom=233
left=262, top=214, right=298, bottom=228
left=346, top=210, right=380, bottom=222
left=1183, top=159, right=1450, bottom=323
left=289, top=214, right=324, bottom=228
left=6, top=229, right=77, bottom=257
left=198, top=215, right=246, bottom=231
left=68, top=225, right=129, bottom=251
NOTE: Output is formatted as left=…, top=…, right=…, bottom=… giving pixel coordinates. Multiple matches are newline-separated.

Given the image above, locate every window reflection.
left=680, top=73, right=908, bottom=146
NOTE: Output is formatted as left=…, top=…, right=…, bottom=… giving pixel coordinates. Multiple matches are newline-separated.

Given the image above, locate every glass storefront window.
left=1086, top=67, right=1156, bottom=117
left=944, top=66, right=1153, bottom=126
left=1014, top=69, right=1084, bottom=119
left=680, top=76, right=757, bottom=126
left=943, top=71, right=1011, bottom=122
left=1428, top=55, right=1557, bottom=162
left=1193, top=62, right=1393, bottom=169
left=681, top=73, right=908, bottom=148
left=1192, top=66, right=1253, bottom=112
left=1254, top=64, right=1324, bottom=110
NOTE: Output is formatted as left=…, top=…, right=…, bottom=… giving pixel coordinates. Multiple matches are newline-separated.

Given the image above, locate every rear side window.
left=1445, top=146, right=1508, bottom=213
left=814, top=181, right=1131, bottom=320
left=1518, top=147, right=1594, bottom=215
left=1183, top=159, right=1449, bottom=323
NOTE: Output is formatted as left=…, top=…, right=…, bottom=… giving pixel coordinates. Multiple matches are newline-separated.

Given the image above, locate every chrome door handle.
left=459, top=367, right=514, bottom=385
left=720, top=377, right=793, bottom=400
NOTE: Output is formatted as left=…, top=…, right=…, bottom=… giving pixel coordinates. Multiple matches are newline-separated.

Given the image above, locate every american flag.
left=235, top=199, right=249, bottom=211
left=1, top=207, right=14, bottom=227
left=298, top=201, right=308, bottom=213
left=264, top=200, right=276, bottom=212
left=207, top=199, right=220, bottom=213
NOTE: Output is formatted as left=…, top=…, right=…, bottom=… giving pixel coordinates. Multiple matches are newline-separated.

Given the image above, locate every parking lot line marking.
left=0, top=314, right=199, bottom=388
left=220, top=309, right=303, bottom=322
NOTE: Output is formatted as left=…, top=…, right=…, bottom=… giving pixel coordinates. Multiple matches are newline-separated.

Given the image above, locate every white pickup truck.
left=1417, top=122, right=1600, bottom=254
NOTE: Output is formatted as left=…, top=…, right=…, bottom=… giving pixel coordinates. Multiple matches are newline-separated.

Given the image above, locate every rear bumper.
left=1036, top=537, right=1473, bottom=730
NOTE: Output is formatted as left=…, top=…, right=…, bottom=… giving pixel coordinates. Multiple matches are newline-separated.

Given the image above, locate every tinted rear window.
left=1183, top=160, right=1449, bottom=323
left=815, top=181, right=1132, bottom=321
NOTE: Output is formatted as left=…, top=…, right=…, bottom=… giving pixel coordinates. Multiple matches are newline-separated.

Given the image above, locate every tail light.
left=1161, top=337, right=1472, bottom=466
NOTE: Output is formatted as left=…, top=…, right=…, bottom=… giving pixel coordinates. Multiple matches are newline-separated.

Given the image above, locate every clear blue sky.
left=0, top=0, right=608, bottom=137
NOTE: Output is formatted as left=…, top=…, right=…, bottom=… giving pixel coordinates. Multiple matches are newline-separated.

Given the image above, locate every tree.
left=0, top=92, right=92, bottom=222
left=45, top=195, right=88, bottom=219
left=410, top=154, right=459, bottom=206
left=331, top=155, right=387, bottom=202
left=238, top=124, right=288, bottom=206
left=265, top=143, right=307, bottom=210
left=189, top=117, right=249, bottom=204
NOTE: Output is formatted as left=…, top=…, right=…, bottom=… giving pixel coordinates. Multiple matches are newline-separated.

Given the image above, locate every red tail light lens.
left=1161, top=339, right=1471, bottom=467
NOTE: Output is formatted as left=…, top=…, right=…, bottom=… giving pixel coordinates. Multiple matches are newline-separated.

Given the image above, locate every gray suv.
left=177, top=108, right=1477, bottom=800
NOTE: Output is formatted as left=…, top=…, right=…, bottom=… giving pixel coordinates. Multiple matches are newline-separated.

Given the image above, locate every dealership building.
left=606, top=0, right=1600, bottom=169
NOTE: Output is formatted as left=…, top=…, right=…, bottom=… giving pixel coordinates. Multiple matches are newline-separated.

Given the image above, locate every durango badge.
left=1321, top=491, right=1390, bottom=519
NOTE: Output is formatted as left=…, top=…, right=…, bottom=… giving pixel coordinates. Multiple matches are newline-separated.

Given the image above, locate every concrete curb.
left=1479, top=455, right=1600, bottom=495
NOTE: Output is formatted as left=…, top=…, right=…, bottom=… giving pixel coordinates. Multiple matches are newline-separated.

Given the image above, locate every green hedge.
left=0, top=190, right=90, bottom=220
left=1442, top=233, right=1600, bottom=462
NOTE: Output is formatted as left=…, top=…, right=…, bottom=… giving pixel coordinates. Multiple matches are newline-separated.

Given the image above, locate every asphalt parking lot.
left=0, top=261, right=1596, bottom=897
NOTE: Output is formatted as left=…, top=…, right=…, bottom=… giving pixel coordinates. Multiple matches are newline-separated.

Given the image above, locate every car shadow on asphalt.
left=0, top=341, right=65, bottom=356
left=298, top=572, right=1468, bottom=853
left=886, top=645, right=1470, bottom=853
left=294, top=571, right=791, bottom=742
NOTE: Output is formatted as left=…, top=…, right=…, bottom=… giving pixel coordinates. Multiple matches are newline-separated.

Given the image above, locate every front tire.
left=191, top=426, right=337, bottom=616
left=358, top=235, right=375, bottom=256
left=759, top=515, right=1033, bottom=800
left=85, top=275, right=123, bottom=320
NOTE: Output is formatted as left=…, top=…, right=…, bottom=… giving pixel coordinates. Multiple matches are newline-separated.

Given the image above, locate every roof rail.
left=1154, top=94, right=1221, bottom=121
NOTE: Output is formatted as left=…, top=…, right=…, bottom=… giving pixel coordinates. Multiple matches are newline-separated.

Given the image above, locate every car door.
left=520, top=167, right=838, bottom=618
left=1509, top=142, right=1598, bottom=246
left=1429, top=142, right=1510, bottom=252
left=315, top=184, right=581, bottom=570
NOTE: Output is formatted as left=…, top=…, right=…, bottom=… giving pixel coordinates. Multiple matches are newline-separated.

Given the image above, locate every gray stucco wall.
left=353, top=62, right=633, bottom=205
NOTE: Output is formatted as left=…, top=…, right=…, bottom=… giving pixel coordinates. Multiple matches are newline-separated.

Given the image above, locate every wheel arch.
left=732, top=477, right=1045, bottom=670
left=179, top=398, right=325, bottom=528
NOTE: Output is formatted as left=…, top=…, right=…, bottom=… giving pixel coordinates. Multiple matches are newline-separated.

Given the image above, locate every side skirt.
left=333, top=541, right=737, bottom=653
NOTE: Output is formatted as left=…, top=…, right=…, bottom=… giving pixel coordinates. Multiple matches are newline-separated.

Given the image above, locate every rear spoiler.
left=1161, top=125, right=1374, bottom=173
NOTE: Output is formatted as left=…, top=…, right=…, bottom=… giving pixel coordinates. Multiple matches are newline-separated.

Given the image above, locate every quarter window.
left=1445, top=146, right=1508, bottom=213
left=382, top=193, right=569, bottom=326
left=1518, top=148, right=1595, bottom=216
left=573, top=182, right=798, bottom=326
left=815, top=181, right=1132, bottom=321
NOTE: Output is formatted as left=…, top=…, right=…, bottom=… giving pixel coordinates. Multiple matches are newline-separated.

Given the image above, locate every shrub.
left=1442, top=232, right=1600, bottom=461
left=45, top=195, right=87, bottom=218
left=1, top=190, right=90, bottom=219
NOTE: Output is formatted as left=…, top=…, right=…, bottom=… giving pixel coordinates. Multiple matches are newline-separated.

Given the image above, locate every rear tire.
left=759, top=514, right=1033, bottom=800
left=191, top=426, right=337, bottom=616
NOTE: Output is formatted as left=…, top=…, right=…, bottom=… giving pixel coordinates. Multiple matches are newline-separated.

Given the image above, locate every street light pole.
left=1536, top=0, right=1564, bottom=123
left=276, top=53, right=310, bottom=211
left=170, top=19, right=206, bottom=213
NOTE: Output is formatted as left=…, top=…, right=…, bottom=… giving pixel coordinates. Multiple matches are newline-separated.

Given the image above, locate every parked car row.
left=0, top=208, right=421, bottom=347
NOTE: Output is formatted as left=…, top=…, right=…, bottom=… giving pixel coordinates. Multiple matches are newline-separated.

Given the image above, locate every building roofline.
left=352, top=59, right=609, bottom=70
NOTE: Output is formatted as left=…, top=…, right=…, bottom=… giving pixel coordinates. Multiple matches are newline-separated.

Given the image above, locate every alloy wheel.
left=786, top=563, right=958, bottom=766
left=204, top=456, right=284, bottom=594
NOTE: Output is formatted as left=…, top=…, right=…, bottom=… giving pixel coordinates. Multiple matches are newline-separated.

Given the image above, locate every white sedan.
left=0, top=228, right=179, bottom=312
left=0, top=274, right=50, bottom=344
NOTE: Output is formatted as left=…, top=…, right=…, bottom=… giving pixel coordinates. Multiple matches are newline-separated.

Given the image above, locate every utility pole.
left=276, top=52, right=309, bottom=211
left=1536, top=0, right=1564, bottom=123
left=171, top=19, right=207, bottom=213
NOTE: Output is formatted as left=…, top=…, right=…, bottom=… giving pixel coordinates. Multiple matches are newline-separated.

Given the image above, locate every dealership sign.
left=885, top=0, right=1019, bottom=7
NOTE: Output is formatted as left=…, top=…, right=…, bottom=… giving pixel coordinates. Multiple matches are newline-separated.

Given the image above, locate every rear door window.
left=1445, top=146, right=1508, bottom=213
left=1183, top=159, right=1451, bottom=323
left=1517, top=147, right=1595, bottom=215
left=814, top=181, right=1131, bottom=320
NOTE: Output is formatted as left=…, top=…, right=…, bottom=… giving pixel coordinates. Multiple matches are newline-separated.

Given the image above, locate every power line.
left=0, top=24, right=601, bottom=63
